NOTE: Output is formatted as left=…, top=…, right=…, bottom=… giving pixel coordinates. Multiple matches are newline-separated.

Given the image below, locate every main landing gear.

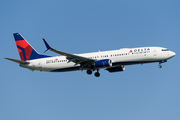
left=94, top=69, right=100, bottom=77
left=86, top=69, right=92, bottom=75
left=86, top=69, right=100, bottom=77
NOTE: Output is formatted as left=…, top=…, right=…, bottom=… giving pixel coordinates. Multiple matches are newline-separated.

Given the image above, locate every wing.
left=43, top=39, right=95, bottom=67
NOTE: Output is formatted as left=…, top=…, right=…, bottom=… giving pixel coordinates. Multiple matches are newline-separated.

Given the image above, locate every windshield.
left=162, top=49, right=169, bottom=51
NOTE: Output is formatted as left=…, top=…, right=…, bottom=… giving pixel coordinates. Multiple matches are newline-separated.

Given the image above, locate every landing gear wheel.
left=86, top=69, right=92, bottom=75
left=158, top=65, right=162, bottom=68
left=94, top=72, right=100, bottom=77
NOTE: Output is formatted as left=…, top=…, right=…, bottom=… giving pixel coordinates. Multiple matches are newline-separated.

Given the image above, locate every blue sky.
left=0, top=0, right=180, bottom=120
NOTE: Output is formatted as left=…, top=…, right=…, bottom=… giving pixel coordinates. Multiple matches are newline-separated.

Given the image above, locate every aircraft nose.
left=172, top=51, right=176, bottom=57
left=170, top=51, right=176, bottom=57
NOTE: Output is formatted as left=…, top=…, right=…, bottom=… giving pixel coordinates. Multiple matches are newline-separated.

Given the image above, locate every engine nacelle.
left=95, top=59, right=112, bottom=68
left=106, top=66, right=125, bottom=73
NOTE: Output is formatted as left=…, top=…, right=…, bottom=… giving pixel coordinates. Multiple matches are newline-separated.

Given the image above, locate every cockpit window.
left=162, top=49, right=169, bottom=51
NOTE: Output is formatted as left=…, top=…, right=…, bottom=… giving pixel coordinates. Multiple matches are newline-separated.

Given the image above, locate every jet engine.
left=95, top=59, right=112, bottom=68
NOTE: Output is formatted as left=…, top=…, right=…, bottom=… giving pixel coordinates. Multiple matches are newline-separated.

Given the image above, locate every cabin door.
left=37, top=60, right=42, bottom=70
left=153, top=49, right=157, bottom=56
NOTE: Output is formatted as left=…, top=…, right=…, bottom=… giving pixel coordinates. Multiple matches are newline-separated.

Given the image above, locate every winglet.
left=43, top=38, right=52, bottom=53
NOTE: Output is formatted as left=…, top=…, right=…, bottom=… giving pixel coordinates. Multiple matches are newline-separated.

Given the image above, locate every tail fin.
left=13, top=33, right=50, bottom=61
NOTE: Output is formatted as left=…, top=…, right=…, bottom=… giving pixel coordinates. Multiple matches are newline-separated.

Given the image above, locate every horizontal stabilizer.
left=4, top=58, right=29, bottom=64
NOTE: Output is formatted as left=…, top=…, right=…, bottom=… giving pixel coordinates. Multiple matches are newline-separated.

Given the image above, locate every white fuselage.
left=20, top=47, right=175, bottom=72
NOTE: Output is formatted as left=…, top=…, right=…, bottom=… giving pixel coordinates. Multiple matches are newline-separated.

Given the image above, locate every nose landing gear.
left=158, top=60, right=167, bottom=68
left=158, top=64, right=162, bottom=68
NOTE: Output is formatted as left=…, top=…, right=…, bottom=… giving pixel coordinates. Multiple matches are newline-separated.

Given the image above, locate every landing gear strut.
left=158, top=62, right=162, bottom=68
left=94, top=69, right=100, bottom=77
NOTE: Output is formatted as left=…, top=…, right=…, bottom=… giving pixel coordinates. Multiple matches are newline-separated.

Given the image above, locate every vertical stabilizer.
left=13, top=33, right=50, bottom=61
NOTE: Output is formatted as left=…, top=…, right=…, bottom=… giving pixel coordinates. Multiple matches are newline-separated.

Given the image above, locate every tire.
left=94, top=72, right=100, bottom=77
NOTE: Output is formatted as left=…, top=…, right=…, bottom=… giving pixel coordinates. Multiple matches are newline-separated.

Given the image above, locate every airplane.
left=4, top=33, right=176, bottom=77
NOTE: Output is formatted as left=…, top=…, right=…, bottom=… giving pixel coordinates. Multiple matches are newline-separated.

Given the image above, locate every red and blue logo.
left=13, top=33, right=50, bottom=61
